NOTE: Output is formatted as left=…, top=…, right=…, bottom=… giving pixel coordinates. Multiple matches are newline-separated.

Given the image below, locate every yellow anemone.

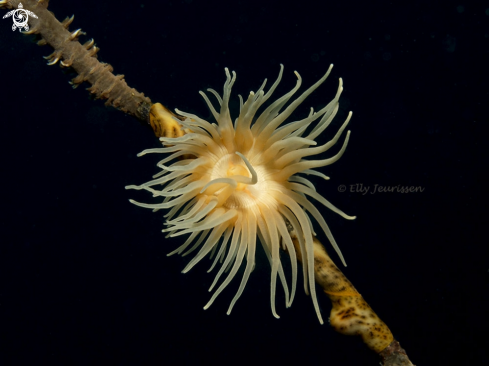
left=126, top=64, right=355, bottom=324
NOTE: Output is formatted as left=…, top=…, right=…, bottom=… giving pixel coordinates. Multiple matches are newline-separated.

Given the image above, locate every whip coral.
left=126, top=64, right=355, bottom=323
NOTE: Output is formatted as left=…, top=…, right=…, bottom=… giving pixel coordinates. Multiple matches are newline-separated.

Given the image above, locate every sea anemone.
left=126, top=64, right=355, bottom=324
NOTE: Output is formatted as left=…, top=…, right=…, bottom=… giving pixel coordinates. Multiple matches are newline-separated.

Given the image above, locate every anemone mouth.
left=208, top=152, right=271, bottom=210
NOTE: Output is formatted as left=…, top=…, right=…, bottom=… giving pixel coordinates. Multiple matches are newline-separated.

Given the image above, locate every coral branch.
left=2, top=0, right=152, bottom=123
left=289, top=232, right=415, bottom=365
left=380, top=340, right=416, bottom=366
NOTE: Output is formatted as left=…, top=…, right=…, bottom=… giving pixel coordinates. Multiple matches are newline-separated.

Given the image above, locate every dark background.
left=0, top=0, right=487, bottom=365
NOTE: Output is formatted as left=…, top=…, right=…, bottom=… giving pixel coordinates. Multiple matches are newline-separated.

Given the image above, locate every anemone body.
left=126, top=64, right=355, bottom=324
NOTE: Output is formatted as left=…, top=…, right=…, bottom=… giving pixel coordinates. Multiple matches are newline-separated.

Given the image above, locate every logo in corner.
left=3, top=2, right=38, bottom=32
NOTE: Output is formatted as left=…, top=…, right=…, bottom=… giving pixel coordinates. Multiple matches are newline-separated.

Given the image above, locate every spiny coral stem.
left=380, top=340, right=416, bottom=366
left=3, top=0, right=152, bottom=123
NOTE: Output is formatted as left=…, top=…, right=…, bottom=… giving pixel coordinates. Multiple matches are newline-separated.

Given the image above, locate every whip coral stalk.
left=0, top=0, right=152, bottom=122
left=126, top=64, right=355, bottom=323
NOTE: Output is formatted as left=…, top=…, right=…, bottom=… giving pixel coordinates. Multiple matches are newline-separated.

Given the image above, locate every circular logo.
left=12, top=8, right=29, bottom=30
left=2, top=3, right=38, bottom=32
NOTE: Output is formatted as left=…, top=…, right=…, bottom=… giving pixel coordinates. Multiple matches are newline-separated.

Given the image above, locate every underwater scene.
left=0, top=0, right=486, bottom=365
